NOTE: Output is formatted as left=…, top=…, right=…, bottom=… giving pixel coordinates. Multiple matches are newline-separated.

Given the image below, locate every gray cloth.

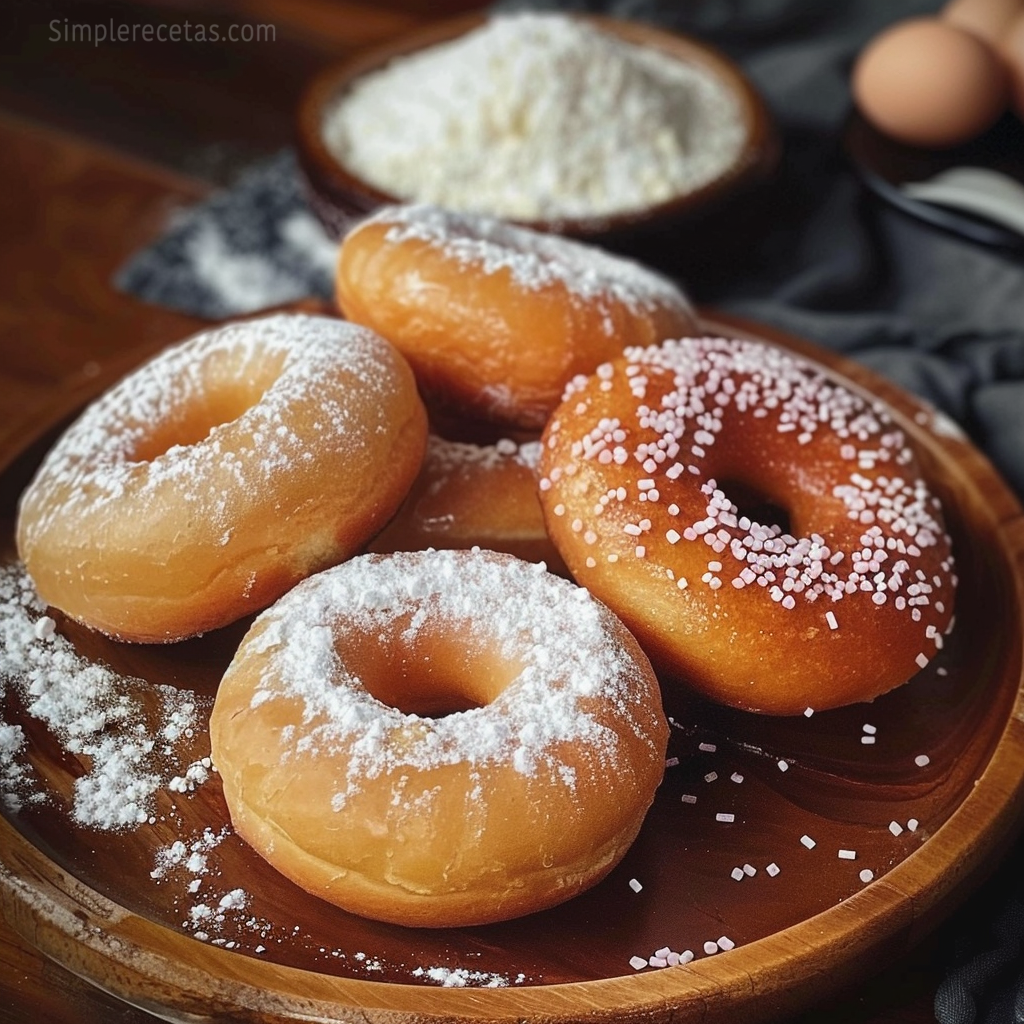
left=490, top=0, right=1024, bottom=501
left=116, top=152, right=337, bottom=320
left=115, top=4, right=1024, bottom=1018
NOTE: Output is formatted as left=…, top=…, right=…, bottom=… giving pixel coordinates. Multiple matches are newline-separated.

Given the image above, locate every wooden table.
left=0, top=1, right=1017, bottom=1021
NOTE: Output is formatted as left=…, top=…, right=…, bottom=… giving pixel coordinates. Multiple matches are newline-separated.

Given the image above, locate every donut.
left=16, top=314, right=427, bottom=643
left=208, top=548, right=668, bottom=927
left=368, top=433, right=567, bottom=574
left=335, top=203, right=698, bottom=431
left=538, top=335, right=957, bottom=716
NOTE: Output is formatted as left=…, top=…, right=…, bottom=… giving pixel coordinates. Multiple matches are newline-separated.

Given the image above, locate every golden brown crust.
left=368, top=433, right=568, bottom=575
left=335, top=204, right=698, bottom=431
left=538, top=337, right=956, bottom=715
left=209, top=550, right=668, bottom=927
left=16, top=314, right=427, bottom=642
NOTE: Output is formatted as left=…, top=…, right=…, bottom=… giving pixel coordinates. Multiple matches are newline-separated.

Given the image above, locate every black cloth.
left=115, top=2, right=1024, bottom=1019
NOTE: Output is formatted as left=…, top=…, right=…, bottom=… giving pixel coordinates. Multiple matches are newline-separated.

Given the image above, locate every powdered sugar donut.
left=335, top=203, right=698, bottom=430
left=209, top=549, right=668, bottom=927
left=16, top=314, right=427, bottom=643
left=368, top=433, right=567, bottom=573
left=538, top=336, right=956, bottom=715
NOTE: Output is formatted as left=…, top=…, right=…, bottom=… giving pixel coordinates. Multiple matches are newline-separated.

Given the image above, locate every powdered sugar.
left=410, top=965, right=520, bottom=988
left=151, top=827, right=228, bottom=881
left=17, top=314, right=402, bottom=545
left=229, top=549, right=660, bottom=808
left=423, top=434, right=542, bottom=475
left=0, top=721, right=34, bottom=814
left=323, top=14, right=748, bottom=221
left=373, top=203, right=691, bottom=316
left=0, top=563, right=208, bottom=828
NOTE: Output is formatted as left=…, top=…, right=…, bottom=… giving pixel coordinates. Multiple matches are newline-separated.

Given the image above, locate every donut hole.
left=339, top=618, right=521, bottom=719
left=131, top=349, right=286, bottom=463
left=718, top=477, right=792, bottom=536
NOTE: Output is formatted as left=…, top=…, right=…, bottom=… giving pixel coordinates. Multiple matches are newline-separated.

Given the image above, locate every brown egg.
left=943, top=0, right=1024, bottom=44
left=998, top=10, right=1024, bottom=115
left=852, top=17, right=1009, bottom=147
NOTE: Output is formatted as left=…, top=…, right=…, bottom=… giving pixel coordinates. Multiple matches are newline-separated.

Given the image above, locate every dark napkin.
left=116, top=151, right=338, bottom=320
left=115, top=2, right=1024, bottom=1019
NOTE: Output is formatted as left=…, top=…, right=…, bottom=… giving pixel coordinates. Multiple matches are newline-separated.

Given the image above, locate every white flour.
left=323, top=13, right=748, bottom=221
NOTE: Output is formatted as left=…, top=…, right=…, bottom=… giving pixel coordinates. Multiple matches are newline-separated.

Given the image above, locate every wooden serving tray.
left=1, top=313, right=1022, bottom=1024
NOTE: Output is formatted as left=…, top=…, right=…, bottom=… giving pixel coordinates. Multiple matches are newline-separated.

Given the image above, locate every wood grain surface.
left=2, top=308, right=1023, bottom=1024
left=1, top=1, right=1023, bottom=1022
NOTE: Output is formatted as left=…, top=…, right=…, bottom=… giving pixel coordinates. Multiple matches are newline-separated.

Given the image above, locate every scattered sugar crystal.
left=0, top=565, right=209, bottom=829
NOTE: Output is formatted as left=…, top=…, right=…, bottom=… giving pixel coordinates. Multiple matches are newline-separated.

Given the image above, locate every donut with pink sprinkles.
left=538, top=335, right=956, bottom=715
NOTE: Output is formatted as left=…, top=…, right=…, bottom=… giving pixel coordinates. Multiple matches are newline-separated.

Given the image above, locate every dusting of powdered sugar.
left=233, top=549, right=659, bottom=809
left=424, top=435, right=542, bottom=474
left=371, top=203, right=691, bottom=315
left=16, top=313, right=405, bottom=546
left=0, top=720, right=35, bottom=814
left=322, top=13, right=748, bottom=220
left=410, top=965, right=523, bottom=988
left=0, top=563, right=209, bottom=827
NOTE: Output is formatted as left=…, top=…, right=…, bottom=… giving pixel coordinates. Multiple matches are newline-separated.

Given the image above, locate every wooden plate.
left=1, top=313, right=1023, bottom=1024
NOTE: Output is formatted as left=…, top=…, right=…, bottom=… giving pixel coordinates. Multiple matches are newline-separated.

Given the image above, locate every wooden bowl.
left=294, top=14, right=780, bottom=246
left=1, top=314, right=1023, bottom=1023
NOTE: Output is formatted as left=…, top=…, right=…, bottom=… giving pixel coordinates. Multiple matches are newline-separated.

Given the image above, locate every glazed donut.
left=208, top=548, right=668, bottom=927
left=538, top=335, right=956, bottom=716
left=368, top=434, right=567, bottom=574
left=16, top=314, right=427, bottom=643
left=335, top=203, right=698, bottom=431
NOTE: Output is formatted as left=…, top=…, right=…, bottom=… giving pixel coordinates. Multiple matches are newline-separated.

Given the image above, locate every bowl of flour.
left=296, top=12, right=778, bottom=243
